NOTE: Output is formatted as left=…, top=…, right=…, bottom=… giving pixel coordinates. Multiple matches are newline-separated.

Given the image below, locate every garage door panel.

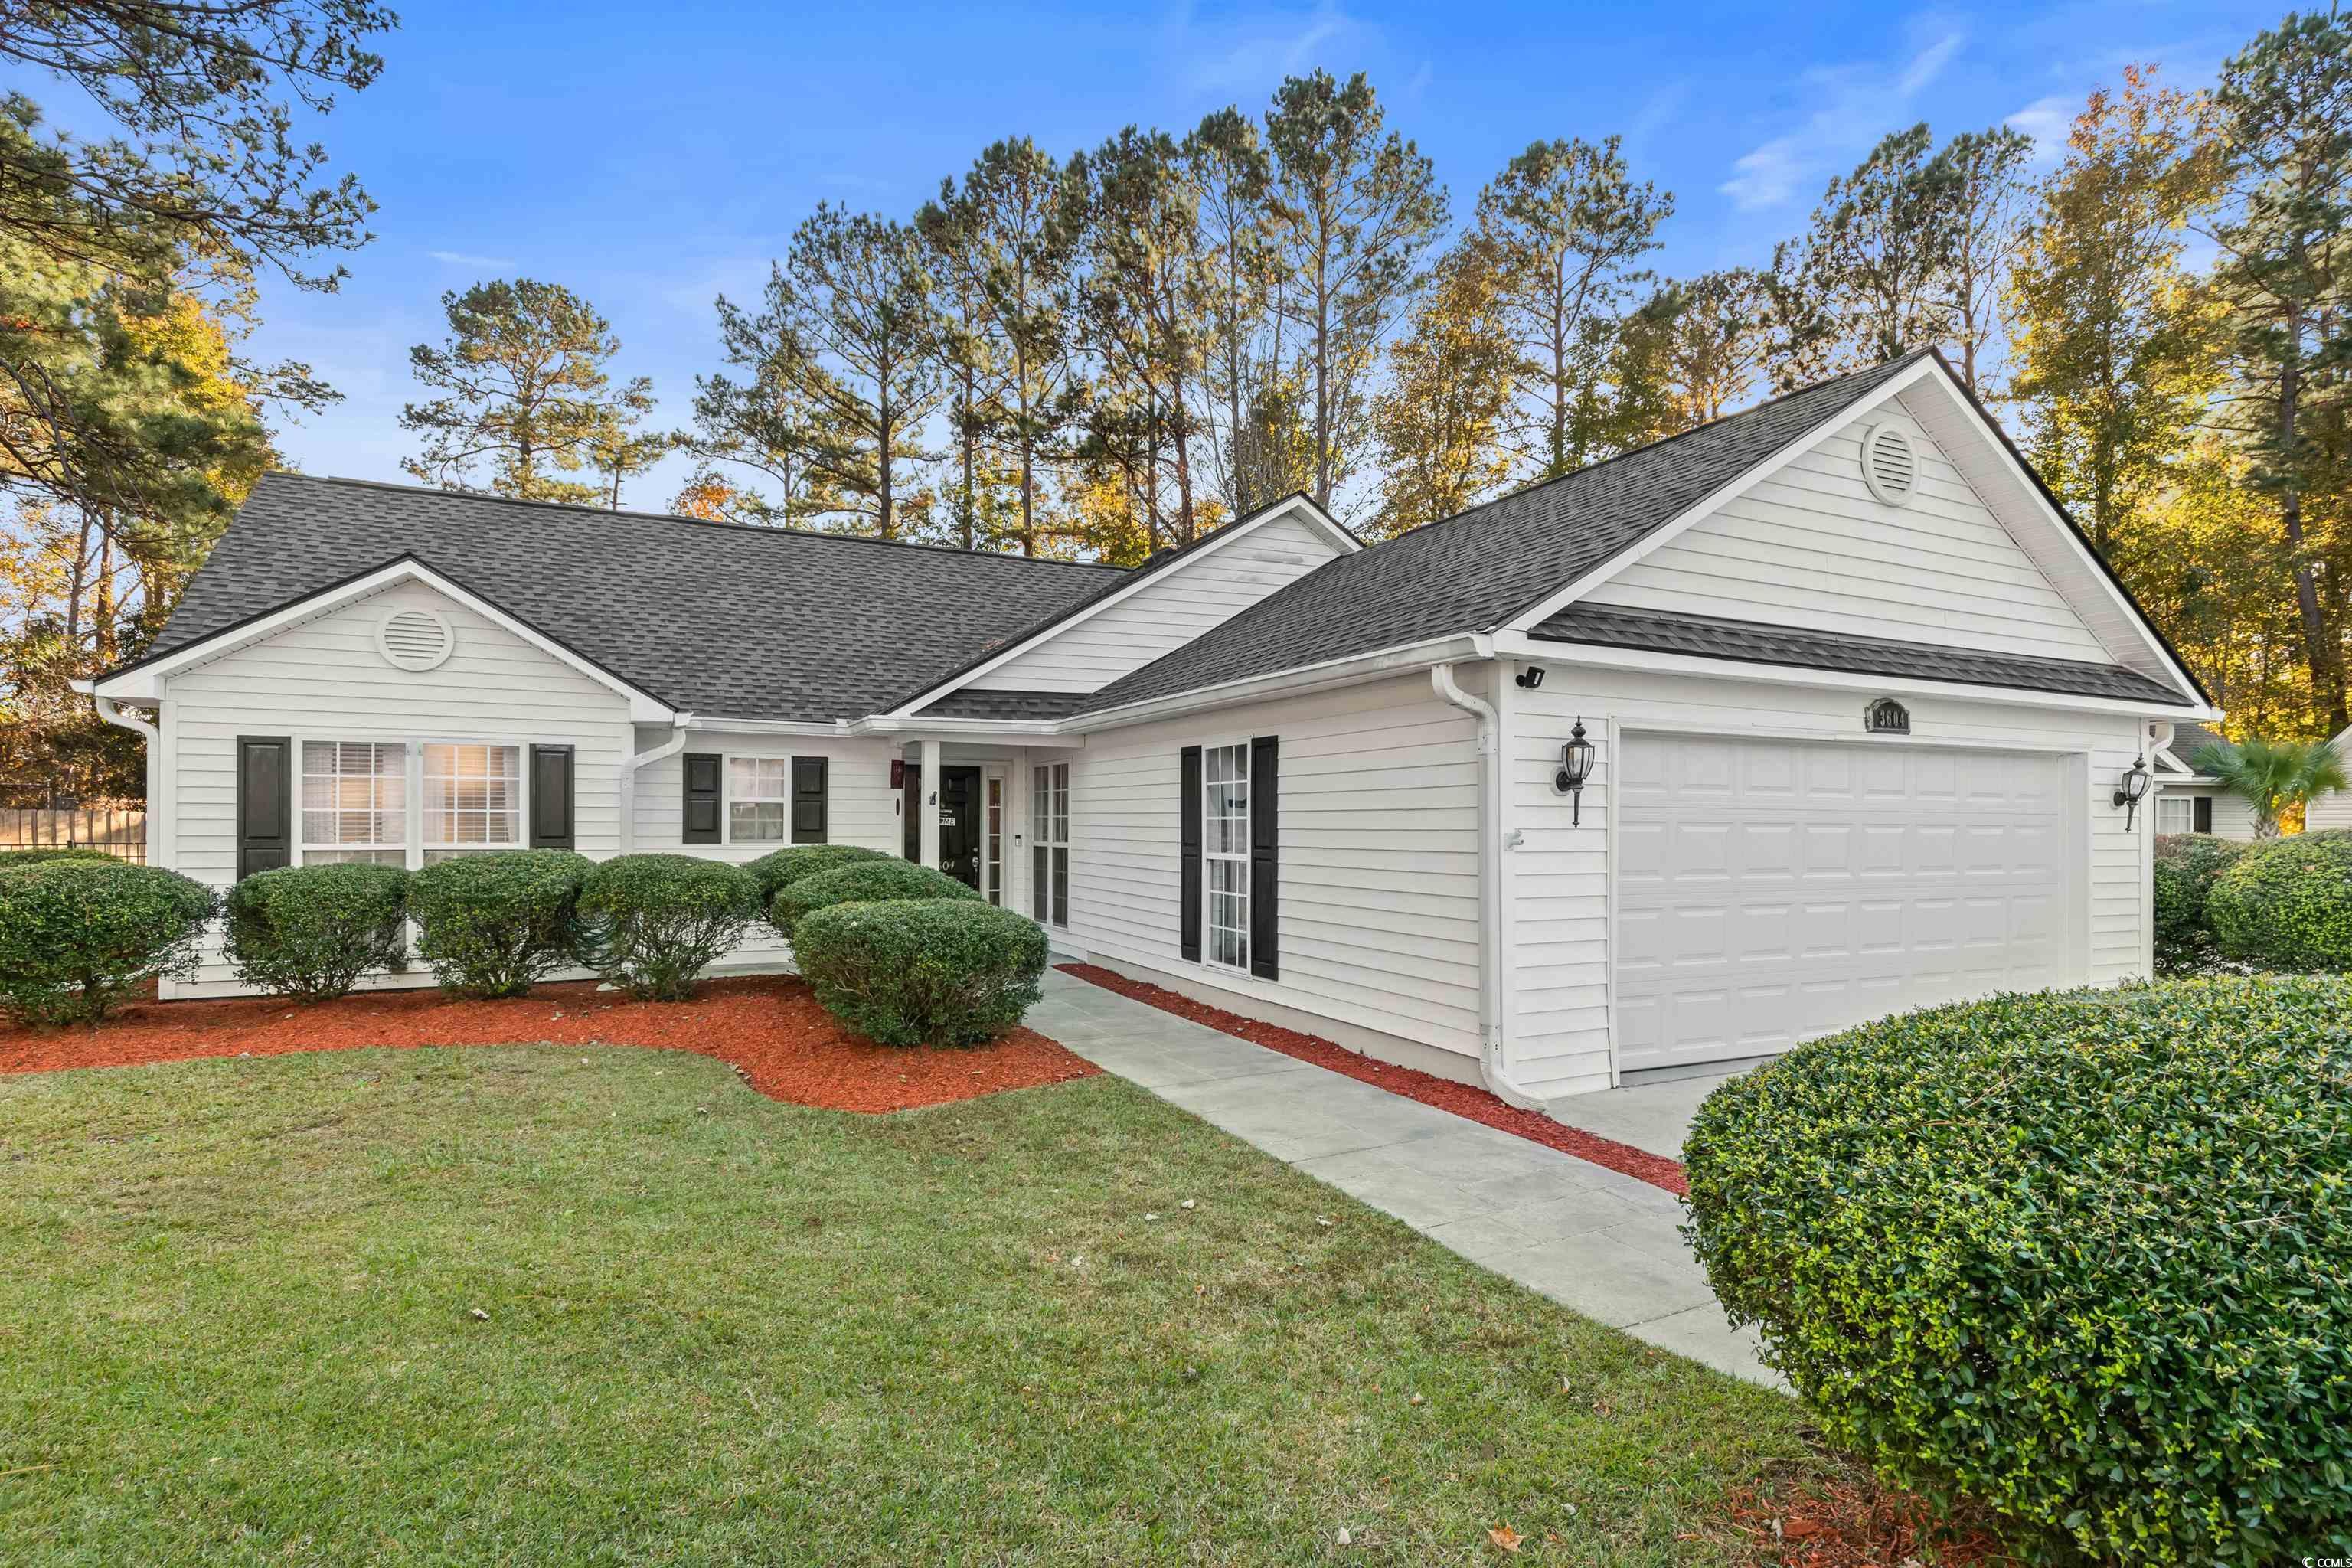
left=1615, top=733, right=2075, bottom=1073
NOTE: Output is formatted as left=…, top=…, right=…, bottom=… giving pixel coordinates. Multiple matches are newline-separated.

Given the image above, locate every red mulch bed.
left=0, top=975, right=1097, bottom=1113
left=1056, top=962, right=1688, bottom=1195
left=1726, top=1463, right=2020, bottom=1567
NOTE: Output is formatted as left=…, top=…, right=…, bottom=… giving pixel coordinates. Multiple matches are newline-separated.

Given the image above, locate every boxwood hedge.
left=1682, top=978, right=2352, bottom=1566
left=792, top=897, right=1048, bottom=1046
left=771, top=858, right=978, bottom=941
left=2208, top=828, right=2352, bottom=972
left=577, top=853, right=760, bottom=1001
left=746, top=843, right=890, bottom=909
left=0, top=846, right=119, bottom=871
left=0, top=859, right=216, bottom=1026
left=224, top=861, right=410, bottom=1001
left=2151, top=833, right=2250, bottom=975
left=407, top=850, right=591, bottom=998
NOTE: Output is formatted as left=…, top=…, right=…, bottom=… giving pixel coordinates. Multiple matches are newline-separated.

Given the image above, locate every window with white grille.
left=422, top=743, right=521, bottom=861
left=729, top=757, right=793, bottom=842
left=1204, top=743, right=1250, bottom=971
left=1031, top=763, right=1068, bottom=927
left=300, top=741, right=407, bottom=865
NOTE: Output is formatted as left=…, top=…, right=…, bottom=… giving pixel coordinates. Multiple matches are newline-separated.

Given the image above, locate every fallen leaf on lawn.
left=1181, top=1198, right=1197, bottom=1210
left=1144, top=1212, right=1161, bottom=1221
left=1315, top=1216, right=1335, bottom=1227
left=1335, top=1527, right=1352, bottom=1545
left=1487, top=1524, right=1523, bottom=1553
left=1408, top=1393, right=1425, bottom=1406
left=467, top=1308, right=490, bottom=1321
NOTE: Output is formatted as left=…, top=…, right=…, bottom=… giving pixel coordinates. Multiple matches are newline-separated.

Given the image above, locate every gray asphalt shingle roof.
left=1529, top=604, right=2193, bottom=706
left=141, top=474, right=1122, bottom=723
left=1076, top=352, right=1932, bottom=714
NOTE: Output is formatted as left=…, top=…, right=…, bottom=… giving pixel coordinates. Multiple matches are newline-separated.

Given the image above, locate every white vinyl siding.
left=1504, top=665, right=2146, bottom=1099
left=978, top=509, right=1344, bottom=693
left=1586, top=416, right=2109, bottom=663
left=160, top=580, right=633, bottom=997
left=1063, top=675, right=1484, bottom=1062
left=629, top=728, right=903, bottom=975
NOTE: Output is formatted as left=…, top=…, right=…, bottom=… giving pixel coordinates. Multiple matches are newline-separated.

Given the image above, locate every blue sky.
left=77, top=0, right=2287, bottom=510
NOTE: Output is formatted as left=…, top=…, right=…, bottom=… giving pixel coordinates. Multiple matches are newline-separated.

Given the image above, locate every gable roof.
left=2158, top=721, right=2230, bottom=773
left=883, top=492, right=1357, bottom=714
left=1073, top=353, right=1931, bottom=715
left=133, top=473, right=1122, bottom=724
left=1533, top=604, right=2190, bottom=707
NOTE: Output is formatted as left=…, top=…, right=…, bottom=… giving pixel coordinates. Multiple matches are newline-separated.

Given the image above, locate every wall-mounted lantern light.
left=1555, top=717, right=1596, bottom=825
left=2113, top=755, right=2151, bottom=829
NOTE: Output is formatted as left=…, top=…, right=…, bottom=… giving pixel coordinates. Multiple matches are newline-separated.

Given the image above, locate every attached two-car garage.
left=1610, top=731, right=2078, bottom=1075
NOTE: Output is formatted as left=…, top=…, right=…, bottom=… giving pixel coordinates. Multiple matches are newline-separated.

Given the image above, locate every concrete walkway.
left=1539, top=1069, right=1746, bottom=1162
left=1027, top=970, right=1775, bottom=1387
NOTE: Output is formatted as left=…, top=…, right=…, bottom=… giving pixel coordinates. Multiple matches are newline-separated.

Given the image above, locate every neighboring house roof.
left=134, top=473, right=1122, bottom=723
left=1076, top=353, right=1933, bottom=715
left=1530, top=605, right=2193, bottom=706
left=2159, top=722, right=2231, bottom=774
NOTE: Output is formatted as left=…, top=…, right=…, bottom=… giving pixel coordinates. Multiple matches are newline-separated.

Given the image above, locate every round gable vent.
left=1860, top=422, right=1919, bottom=507
left=377, top=606, right=455, bottom=671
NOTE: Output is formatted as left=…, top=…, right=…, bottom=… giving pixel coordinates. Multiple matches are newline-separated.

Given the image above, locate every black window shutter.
left=792, top=756, right=828, bottom=844
left=236, top=735, right=292, bottom=880
left=530, top=745, right=575, bottom=849
left=2194, top=795, right=2213, bottom=835
left=1249, top=734, right=1279, bottom=980
left=1178, top=745, right=1202, bottom=962
left=682, top=752, right=722, bottom=844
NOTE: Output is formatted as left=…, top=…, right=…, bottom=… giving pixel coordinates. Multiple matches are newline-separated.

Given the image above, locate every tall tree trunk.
left=878, top=396, right=896, bottom=541
left=2276, top=309, right=2346, bottom=730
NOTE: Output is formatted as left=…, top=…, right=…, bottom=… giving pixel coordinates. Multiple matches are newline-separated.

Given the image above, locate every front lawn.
left=0, top=1047, right=1805, bottom=1565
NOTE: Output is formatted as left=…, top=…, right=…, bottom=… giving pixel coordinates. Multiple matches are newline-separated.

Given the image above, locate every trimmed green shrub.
left=1683, top=978, right=2352, bottom=1566
left=0, top=859, right=216, bottom=1026
left=771, top=858, right=978, bottom=941
left=577, top=854, right=760, bottom=1001
left=746, top=843, right=890, bottom=908
left=2208, top=828, right=2352, bottom=972
left=406, top=850, right=591, bottom=998
left=2151, top=833, right=2251, bottom=975
left=792, top=898, right=1048, bottom=1046
left=0, top=846, right=119, bottom=871
left=224, top=862, right=410, bottom=1001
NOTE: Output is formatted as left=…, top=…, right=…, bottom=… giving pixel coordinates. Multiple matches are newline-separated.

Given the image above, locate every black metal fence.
left=0, top=807, right=147, bottom=863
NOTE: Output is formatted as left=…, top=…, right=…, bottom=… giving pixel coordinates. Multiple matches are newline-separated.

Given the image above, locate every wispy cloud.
left=1718, top=24, right=1966, bottom=211
left=2005, top=93, right=2076, bottom=165
left=1161, top=1, right=1373, bottom=96
left=426, top=249, right=515, bottom=270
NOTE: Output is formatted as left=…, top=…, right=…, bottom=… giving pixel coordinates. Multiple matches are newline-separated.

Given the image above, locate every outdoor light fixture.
left=1555, top=717, right=1596, bottom=825
left=2113, top=755, right=2152, bottom=829
left=1515, top=665, right=1545, bottom=690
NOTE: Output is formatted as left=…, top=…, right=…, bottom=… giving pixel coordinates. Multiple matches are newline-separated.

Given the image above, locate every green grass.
left=0, top=1046, right=1804, bottom=1565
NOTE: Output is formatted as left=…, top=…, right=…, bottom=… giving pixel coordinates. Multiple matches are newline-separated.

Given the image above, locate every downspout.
left=619, top=714, right=694, bottom=852
left=1432, top=658, right=1545, bottom=1111
left=93, top=695, right=162, bottom=866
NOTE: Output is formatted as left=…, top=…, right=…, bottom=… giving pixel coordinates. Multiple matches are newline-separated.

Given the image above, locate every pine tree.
left=1370, top=242, right=1515, bottom=535
left=1184, top=109, right=1285, bottom=516
left=916, top=139, right=1080, bottom=555
left=1775, top=125, right=1963, bottom=377
left=2206, top=8, right=2352, bottom=735
left=686, top=290, right=844, bottom=526
left=1472, top=136, right=1673, bottom=478
left=1930, top=126, right=2037, bottom=393
left=400, top=279, right=657, bottom=505
left=1264, top=70, right=1449, bottom=507
left=1619, top=268, right=1777, bottom=433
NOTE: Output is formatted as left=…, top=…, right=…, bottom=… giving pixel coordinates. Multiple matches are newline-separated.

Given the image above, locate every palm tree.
left=2190, top=736, right=2351, bottom=838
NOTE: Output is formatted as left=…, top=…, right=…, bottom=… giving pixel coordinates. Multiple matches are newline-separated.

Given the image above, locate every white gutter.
left=1430, top=652, right=1545, bottom=1112
left=91, top=693, right=158, bottom=746
left=619, top=714, right=694, bottom=851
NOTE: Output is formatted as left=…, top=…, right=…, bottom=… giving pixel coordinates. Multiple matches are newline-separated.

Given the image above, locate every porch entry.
left=902, top=763, right=1011, bottom=904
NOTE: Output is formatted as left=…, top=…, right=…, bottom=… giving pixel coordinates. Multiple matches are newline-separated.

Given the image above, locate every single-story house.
left=85, top=348, right=2217, bottom=1102
left=2151, top=721, right=2352, bottom=838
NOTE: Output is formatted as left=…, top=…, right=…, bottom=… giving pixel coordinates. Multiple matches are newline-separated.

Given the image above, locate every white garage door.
left=1613, top=733, right=2076, bottom=1074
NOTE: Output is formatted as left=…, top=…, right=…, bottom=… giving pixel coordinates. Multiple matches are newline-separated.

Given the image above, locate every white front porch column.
left=918, top=737, right=944, bottom=868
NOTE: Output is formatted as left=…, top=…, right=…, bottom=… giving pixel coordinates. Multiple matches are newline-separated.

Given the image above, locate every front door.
left=903, top=763, right=985, bottom=891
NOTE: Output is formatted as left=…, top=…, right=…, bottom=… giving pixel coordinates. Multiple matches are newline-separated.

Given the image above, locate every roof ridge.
left=1354, top=347, right=1935, bottom=555
left=264, top=472, right=1128, bottom=574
